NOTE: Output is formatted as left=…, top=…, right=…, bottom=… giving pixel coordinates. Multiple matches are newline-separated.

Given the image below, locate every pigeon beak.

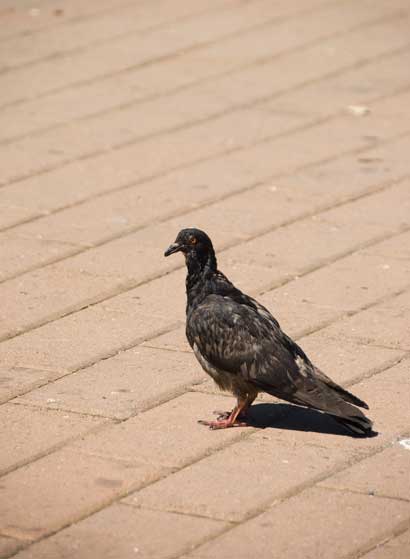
left=164, top=242, right=183, bottom=257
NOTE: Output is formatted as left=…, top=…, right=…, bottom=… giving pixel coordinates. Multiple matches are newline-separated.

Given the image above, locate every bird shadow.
left=246, top=402, right=378, bottom=438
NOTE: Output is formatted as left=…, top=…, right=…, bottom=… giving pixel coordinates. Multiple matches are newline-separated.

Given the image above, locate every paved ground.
left=1, top=0, right=410, bottom=557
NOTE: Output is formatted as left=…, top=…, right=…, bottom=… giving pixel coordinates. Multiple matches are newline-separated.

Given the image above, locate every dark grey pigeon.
left=164, top=228, right=373, bottom=435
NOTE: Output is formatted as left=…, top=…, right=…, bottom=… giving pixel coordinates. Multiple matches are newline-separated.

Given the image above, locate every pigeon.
left=164, top=228, right=373, bottom=435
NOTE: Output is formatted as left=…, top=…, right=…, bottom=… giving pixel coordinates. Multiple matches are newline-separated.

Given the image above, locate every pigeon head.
left=164, top=228, right=217, bottom=272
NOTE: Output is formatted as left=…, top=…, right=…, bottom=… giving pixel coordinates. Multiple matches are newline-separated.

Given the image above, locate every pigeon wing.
left=187, top=293, right=307, bottom=400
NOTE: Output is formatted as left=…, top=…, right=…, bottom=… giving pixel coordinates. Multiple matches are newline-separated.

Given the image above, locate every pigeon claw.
left=198, top=418, right=248, bottom=430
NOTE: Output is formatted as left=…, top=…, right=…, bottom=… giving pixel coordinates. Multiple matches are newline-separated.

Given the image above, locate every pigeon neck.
left=185, top=250, right=217, bottom=298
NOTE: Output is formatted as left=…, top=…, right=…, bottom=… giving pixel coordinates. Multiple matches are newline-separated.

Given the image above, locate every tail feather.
left=314, top=367, right=369, bottom=409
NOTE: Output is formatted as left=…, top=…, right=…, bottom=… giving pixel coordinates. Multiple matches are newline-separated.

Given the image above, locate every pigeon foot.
left=199, top=396, right=256, bottom=429
left=198, top=418, right=248, bottom=429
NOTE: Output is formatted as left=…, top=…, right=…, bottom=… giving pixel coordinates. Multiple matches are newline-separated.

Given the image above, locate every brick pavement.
left=0, top=1, right=410, bottom=557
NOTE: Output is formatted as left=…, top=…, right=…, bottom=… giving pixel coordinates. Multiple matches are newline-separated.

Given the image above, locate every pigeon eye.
left=189, top=237, right=197, bottom=245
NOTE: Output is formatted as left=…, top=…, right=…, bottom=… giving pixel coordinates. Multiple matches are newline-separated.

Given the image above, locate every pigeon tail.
left=313, top=367, right=369, bottom=409
left=305, top=387, right=374, bottom=436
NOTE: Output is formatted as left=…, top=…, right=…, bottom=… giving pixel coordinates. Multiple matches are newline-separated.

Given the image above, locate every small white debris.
left=269, top=186, right=278, bottom=192
left=347, top=105, right=371, bottom=117
left=133, top=547, right=139, bottom=553
left=399, top=439, right=410, bottom=450
left=382, top=264, right=390, bottom=270
left=46, top=398, right=56, bottom=403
